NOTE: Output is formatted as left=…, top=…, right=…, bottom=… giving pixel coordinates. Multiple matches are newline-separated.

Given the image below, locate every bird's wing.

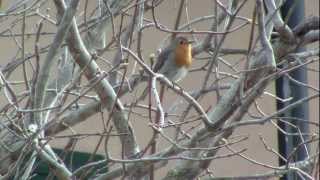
left=153, top=47, right=171, bottom=72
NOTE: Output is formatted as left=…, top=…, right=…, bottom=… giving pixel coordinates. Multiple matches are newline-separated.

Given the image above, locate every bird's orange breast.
left=174, top=44, right=192, bottom=67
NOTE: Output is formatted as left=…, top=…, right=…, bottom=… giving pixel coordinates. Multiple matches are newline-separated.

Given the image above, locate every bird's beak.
left=187, top=40, right=194, bottom=44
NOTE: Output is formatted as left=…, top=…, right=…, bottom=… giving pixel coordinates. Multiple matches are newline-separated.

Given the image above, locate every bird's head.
left=173, top=36, right=193, bottom=49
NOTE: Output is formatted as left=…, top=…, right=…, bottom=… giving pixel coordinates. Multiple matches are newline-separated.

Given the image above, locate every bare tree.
left=0, top=0, right=318, bottom=179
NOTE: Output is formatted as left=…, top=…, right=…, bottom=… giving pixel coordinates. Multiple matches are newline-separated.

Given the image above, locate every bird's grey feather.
left=153, top=46, right=173, bottom=73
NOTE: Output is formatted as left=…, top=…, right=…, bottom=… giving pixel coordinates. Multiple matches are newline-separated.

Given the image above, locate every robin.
left=139, top=36, right=193, bottom=101
left=153, top=36, right=193, bottom=81
left=144, top=37, right=193, bottom=156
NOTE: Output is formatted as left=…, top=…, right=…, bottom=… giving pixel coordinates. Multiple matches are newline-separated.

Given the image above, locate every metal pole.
left=276, top=1, right=309, bottom=180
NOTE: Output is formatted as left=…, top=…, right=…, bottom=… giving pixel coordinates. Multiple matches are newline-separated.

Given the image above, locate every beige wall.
left=0, top=0, right=318, bottom=178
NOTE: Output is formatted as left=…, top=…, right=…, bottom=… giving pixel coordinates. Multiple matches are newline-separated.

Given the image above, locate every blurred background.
left=0, top=0, right=318, bottom=179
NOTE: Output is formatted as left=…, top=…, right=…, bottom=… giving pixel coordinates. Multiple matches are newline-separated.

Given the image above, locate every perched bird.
left=153, top=36, right=193, bottom=81
left=148, top=36, right=193, bottom=129
left=139, top=36, right=193, bottom=101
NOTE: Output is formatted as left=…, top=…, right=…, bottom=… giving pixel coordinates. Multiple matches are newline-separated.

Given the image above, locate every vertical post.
left=276, top=1, right=309, bottom=180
